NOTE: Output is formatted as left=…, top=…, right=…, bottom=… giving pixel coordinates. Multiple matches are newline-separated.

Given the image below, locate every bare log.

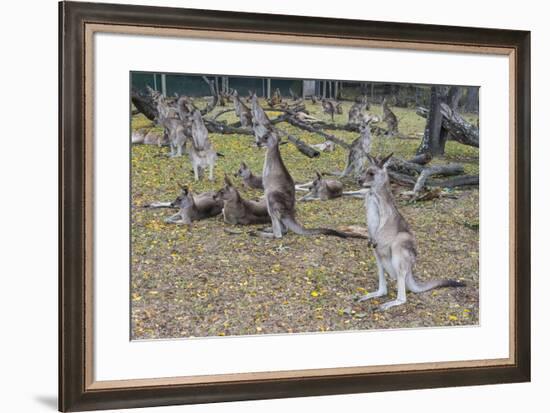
left=283, top=133, right=320, bottom=158
left=412, top=164, right=464, bottom=193
left=284, top=116, right=351, bottom=149
left=407, top=152, right=433, bottom=165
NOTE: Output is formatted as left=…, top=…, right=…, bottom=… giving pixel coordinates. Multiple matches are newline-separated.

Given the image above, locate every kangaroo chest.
left=365, top=192, right=381, bottom=237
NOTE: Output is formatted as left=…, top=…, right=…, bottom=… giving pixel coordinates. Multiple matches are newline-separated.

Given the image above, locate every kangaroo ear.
left=315, top=171, right=322, bottom=180
left=366, top=153, right=376, bottom=166
left=241, top=161, right=247, bottom=168
left=224, top=174, right=233, bottom=186
left=380, top=152, right=393, bottom=167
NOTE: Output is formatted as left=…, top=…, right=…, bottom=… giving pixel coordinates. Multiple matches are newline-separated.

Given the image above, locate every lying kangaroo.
left=214, top=175, right=270, bottom=225
left=234, top=162, right=264, bottom=190
left=299, top=172, right=343, bottom=201
left=357, top=153, right=465, bottom=310
left=131, top=128, right=168, bottom=146
left=382, top=97, right=399, bottom=135
left=165, top=185, right=223, bottom=225
left=257, top=131, right=359, bottom=239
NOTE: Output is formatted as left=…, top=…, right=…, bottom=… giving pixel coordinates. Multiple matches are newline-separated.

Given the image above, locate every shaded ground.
left=130, top=100, right=479, bottom=339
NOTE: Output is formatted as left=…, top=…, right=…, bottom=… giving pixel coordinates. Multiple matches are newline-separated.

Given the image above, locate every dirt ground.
left=130, top=100, right=479, bottom=339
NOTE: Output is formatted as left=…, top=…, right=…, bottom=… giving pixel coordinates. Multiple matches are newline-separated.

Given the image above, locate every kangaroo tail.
left=282, top=217, right=366, bottom=239
left=405, top=273, right=466, bottom=293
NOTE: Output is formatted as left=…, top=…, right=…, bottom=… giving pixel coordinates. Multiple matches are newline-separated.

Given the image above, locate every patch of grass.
left=130, top=100, right=479, bottom=339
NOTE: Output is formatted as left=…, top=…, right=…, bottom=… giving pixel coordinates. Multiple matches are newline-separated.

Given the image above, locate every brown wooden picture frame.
left=59, top=1, right=531, bottom=411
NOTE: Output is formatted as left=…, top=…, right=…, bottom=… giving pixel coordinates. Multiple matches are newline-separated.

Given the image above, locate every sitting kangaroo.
left=357, top=153, right=465, bottom=310
left=165, top=185, right=223, bottom=225
left=234, top=162, right=264, bottom=190
left=214, top=175, right=270, bottom=225
left=340, top=120, right=373, bottom=177
left=299, top=172, right=343, bottom=201
left=231, top=90, right=253, bottom=128
left=381, top=97, right=399, bottom=135
left=257, top=130, right=359, bottom=239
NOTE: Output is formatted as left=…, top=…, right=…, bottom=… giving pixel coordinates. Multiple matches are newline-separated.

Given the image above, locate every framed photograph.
left=59, top=1, right=530, bottom=411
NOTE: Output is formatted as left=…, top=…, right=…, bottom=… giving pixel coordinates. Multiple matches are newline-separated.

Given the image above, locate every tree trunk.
left=131, top=88, right=157, bottom=121
left=417, top=86, right=446, bottom=155
left=465, top=86, right=479, bottom=112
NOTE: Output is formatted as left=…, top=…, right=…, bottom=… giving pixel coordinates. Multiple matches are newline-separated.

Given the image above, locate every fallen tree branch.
left=413, top=164, right=464, bottom=193
left=284, top=115, right=351, bottom=150
left=417, top=104, right=479, bottom=147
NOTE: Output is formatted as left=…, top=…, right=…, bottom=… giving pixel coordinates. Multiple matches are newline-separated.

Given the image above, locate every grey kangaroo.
left=321, top=98, right=336, bottom=121
left=165, top=185, right=223, bottom=225
left=189, top=110, right=218, bottom=181
left=299, top=172, right=343, bottom=201
left=230, top=90, right=253, bottom=128
left=340, top=120, right=373, bottom=177
left=213, top=175, right=270, bottom=225
left=234, top=161, right=264, bottom=190
left=357, top=153, right=464, bottom=310
left=257, top=131, right=359, bottom=239
left=381, top=97, right=399, bottom=135
left=348, top=95, right=369, bottom=125
left=251, top=93, right=271, bottom=146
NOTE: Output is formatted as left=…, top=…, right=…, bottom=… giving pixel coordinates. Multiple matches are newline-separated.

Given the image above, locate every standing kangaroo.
left=381, top=97, right=399, bottom=135
left=357, top=153, right=465, bottom=310
left=321, top=99, right=336, bottom=122
left=213, top=175, right=270, bottom=225
left=165, top=185, right=223, bottom=225
left=299, top=172, right=343, bottom=201
left=257, top=131, right=357, bottom=239
left=189, top=110, right=218, bottom=181
left=348, top=95, right=369, bottom=125
left=234, top=162, right=264, bottom=190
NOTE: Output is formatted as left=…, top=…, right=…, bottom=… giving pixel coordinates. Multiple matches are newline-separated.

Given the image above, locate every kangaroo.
left=299, top=172, right=343, bottom=201
left=131, top=128, right=168, bottom=146
left=213, top=175, right=270, bottom=225
left=348, top=95, right=369, bottom=125
left=189, top=110, right=218, bottom=181
left=251, top=93, right=272, bottom=146
left=340, top=120, right=373, bottom=177
left=165, top=185, right=223, bottom=225
left=159, top=117, right=191, bottom=157
left=267, top=88, right=282, bottom=107
left=357, top=153, right=465, bottom=310
left=382, top=97, right=399, bottom=135
left=321, top=98, right=336, bottom=121
left=234, top=161, right=264, bottom=190
left=257, top=130, right=360, bottom=239
left=230, top=90, right=253, bottom=128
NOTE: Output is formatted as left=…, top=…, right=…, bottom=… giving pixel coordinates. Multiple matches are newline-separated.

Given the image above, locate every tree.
left=417, top=86, right=470, bottom=156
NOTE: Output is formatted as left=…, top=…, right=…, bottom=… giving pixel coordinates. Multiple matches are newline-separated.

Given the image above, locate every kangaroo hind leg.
left=358, top=250, right=388, bottom=302
left=379, top=248, right=411, bottom=310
